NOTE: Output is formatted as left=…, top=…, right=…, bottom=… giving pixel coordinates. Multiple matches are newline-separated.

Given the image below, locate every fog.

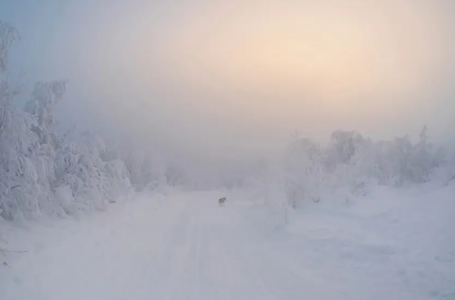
left=3, top=0, right=455, bottom=164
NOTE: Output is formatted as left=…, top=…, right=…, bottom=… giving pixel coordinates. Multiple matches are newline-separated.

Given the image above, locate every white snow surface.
left=1, top=185, right=455, bottom=300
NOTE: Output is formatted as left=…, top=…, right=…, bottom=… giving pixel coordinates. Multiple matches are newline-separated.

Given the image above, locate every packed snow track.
left=1, top=190, right=454, bottom=300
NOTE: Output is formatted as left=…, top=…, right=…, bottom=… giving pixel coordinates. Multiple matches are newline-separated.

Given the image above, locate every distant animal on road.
left=218, top=197, right=226, bottom=207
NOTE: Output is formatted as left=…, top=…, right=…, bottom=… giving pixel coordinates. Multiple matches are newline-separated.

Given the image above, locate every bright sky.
left=1, top=0, right=455, bottom=162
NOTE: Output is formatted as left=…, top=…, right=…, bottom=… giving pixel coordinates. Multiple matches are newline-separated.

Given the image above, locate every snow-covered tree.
left=53, top=131, right=131, bottom=215
left=0, top=22, right=42, bottom=220
left=283, top=137, right=323, bottom=208
left=24, top=81, right=66, bottom=147
left=328, top=130, right=364, bottom=165
left=0, top=21, right=19, bottom=73
left=408, top=125, right=432, bottom=183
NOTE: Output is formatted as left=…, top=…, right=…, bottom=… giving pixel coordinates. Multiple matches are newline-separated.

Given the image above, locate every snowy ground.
left=1, top=185, right=455, bottom=300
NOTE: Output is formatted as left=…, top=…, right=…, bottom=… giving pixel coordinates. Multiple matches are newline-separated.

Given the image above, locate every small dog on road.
left=218, top=197, right=227, bottom=207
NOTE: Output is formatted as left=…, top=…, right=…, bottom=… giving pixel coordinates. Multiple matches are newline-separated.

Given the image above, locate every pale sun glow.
left=52, top=0, right=455, bottom=160
left=156, top=0, right=450, bottom=103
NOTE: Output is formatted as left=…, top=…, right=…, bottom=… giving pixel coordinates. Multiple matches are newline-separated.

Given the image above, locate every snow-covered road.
left=1, top=189, right=454, bottom=300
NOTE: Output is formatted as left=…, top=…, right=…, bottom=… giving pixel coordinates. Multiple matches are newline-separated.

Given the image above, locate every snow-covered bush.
left=103, top=159, right=133, bottom=203
left=53, top=131, right=133, bottom=215
left=0, top=103, right=43, bottom=220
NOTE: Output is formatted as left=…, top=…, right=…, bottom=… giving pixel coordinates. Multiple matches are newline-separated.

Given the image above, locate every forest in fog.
left=1, top=20, right=454, bottom=222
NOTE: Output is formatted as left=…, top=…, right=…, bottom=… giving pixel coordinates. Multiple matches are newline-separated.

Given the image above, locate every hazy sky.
left=2, top=0, right=455, bottom=162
